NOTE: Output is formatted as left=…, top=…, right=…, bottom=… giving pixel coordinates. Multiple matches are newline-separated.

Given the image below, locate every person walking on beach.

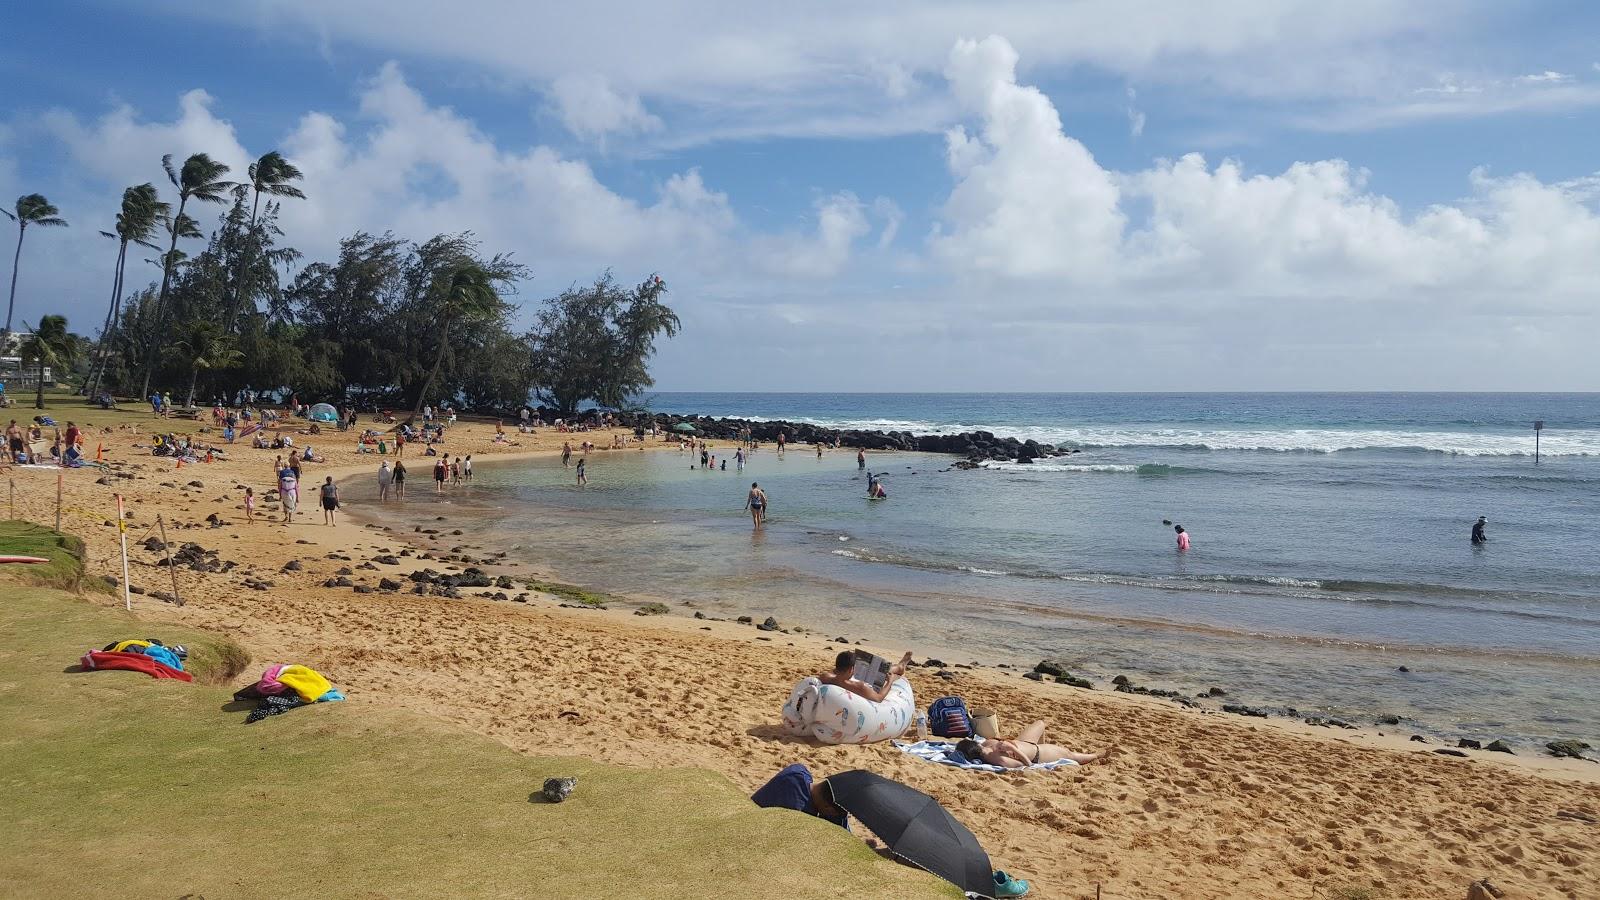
left=278, top=463, right=298, bottom=524
left=576, top=457, right=587, bottom=485
left=288, top=449, right=302, bottom=484
left=1175, top=524, right=1190, bottom=551
left=377, top=460, right=392, bottom=501
left=392, top=459, right=407, bottom=498
left=777, top=432, right=786, bottom=457
left=320, top=476, right=340, bottom=525
left=746, top=482, right=767, bottom=525
left=1471, top=516, right=1488, bottom=545
left=243, top=487, right=256, bottom=524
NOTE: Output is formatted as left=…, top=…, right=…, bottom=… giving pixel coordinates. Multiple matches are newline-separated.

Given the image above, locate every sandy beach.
left=6, top=412, right=1597, bottom=900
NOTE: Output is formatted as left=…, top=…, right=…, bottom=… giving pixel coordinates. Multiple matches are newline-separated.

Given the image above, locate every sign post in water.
left=1534, top=420, right=1544, bottom=463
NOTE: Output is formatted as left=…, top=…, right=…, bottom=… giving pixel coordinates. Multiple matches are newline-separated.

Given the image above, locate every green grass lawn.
left=0, top=526, right=954, bottom=899
left=4, top=387, right=210, bottom=435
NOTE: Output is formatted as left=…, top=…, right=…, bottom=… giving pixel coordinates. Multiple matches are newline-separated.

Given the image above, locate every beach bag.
left=927, top=696, right=973, bottom=738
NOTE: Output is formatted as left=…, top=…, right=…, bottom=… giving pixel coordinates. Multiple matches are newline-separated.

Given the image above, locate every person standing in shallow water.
left=746, top=482, right=767, bottom=526
left=1175, top=525, right=1190, bottom=551
left=575, top=457, right=587, bottom=485
left=1472, top=516, right=1488, bottom=545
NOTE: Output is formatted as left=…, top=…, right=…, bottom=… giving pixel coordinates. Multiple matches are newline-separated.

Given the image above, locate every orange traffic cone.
left=175, top=458, right=184, bottom=469
left=95, top=443, right=104, bottom=462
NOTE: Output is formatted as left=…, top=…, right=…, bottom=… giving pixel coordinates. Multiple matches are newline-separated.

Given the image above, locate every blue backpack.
left=927, top=696, right=973, bottom=738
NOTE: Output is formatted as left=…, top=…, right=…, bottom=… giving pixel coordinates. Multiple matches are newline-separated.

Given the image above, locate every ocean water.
left=367, top=393, right=1600, bottom=748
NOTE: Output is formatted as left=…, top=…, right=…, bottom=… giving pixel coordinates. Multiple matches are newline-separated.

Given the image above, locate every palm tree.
left=85, top=184, right=169, bottom=397
left=138, top=153, right=234, bottom=400
left=168, top=319, right=244, bottom=408
left=225, top=150, right=304, bottom=332
left=410, top=263, right=502, bottom=421
left=2, top=194, right=68, bottom=340
left=19, top=315, right=85, bottom=409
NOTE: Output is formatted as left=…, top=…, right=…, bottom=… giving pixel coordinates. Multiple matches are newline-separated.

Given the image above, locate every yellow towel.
left=276, top=665, right=333, bottom=703
left=111, top=639, right=153, bottom=653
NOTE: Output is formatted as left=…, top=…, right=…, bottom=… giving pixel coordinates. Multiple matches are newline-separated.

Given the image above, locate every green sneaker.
left=993, top=870, right=1029, bottom=897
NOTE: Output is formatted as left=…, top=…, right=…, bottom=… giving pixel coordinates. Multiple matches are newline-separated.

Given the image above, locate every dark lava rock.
left=1433, top=748, right=1469, bottom=758
left=128, top=585, right=146, bottom=595
left=187, top=480, right=204, bottom=488
left=1377, top=715, right=1401, bottom=726
left=335, top=567, right=353, bottom=576
left=1056, top=674, right=1093, bottom=689
left=353, top=585, right=375, bottom=594
left=1409, top=735, right=1429, bottom=743
left=736, top=616, right=753, bottom=624
left=1484, top=739, right=1514, bottom=754
left=541, top=776, right=576, bottom=803
left=833, top=636, right=848, bottom=643
left=281, top=560, right=302, bottom=571
left=495, top=575, right=514, bottom=589
left=141, top=537, right=166, bottom=552
left=693, top=611, right=707, bottom=619
left=1546, top=739, right=1593, bottom=759
left=1223, top=704, right=1270, bottom=718
left=936, top=670, right=956, bottom=680
left=1207, top=687, right=1227, bottom=697
left=921, top=659, right=946, bottom=668
left=1021, top=671, right=1045, bottom=681
left=1111, top=675, right=1131, bottom=686
left=374, top=555, right=400, bottom=565
left=756, top=616, right=780, bottom=631
left=411, top=584, right=428, bottom=595
left=1033, top=659, right=1072, bottom=678
left=1458, top=738, right=1482, bottom=750
left=1397, top=665, right=1410, bottom=673
left=379, top=578, right=403, bottom=591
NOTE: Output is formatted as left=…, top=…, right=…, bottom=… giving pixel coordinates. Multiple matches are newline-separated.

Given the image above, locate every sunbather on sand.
left=955, top=722, right=1113, bottom=767
left=817, top=650, right=913, bottom=703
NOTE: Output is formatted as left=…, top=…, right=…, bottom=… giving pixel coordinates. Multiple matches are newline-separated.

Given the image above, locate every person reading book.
left=818, top=650, right=913, bottom=702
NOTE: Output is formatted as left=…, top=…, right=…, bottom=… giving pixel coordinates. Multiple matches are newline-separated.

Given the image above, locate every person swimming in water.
left=1471, top=516, right=1488, bottom=545
left=867, top=473, right=887, bottom=499
left=1175, top=524, right=1190, bottom=551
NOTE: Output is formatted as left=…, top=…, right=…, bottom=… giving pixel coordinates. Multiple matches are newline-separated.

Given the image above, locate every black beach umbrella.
left=824, top=769, right=993, bottom=896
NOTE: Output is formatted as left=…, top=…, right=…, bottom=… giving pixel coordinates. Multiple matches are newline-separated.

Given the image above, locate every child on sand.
left=244, top=487, right=255, bottom=524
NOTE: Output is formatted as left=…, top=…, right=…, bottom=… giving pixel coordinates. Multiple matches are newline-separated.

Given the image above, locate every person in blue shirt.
left=750, top=764, right=847, bottom=828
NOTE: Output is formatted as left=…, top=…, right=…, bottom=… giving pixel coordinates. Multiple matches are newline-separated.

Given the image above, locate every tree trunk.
left=409, top=320, right=451, bottom=423
left=138, top=195, right=188, bottom=399
left=4, top=223, right=25, bottom=338
left=85, top=241, right=127, bottom=397
left=34, top=356, right=45, bottom=409
left=185, top=364, right=200, bottom=410
left=223, top=190, right=262, bottom=335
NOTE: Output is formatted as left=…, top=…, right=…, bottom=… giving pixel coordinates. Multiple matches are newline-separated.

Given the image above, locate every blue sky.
left=4, top=1, right=1600, bottom=390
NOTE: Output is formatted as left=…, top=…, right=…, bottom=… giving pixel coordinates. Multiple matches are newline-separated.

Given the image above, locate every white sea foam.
left=958, top=565, right=1010, bottom=576
left=980, top=461, right=1139, bottom=473
left=727, top=414, right=1600, bottom=457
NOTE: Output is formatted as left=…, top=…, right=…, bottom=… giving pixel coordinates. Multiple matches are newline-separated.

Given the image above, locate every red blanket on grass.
left=80, top=650, right=193, bottom=682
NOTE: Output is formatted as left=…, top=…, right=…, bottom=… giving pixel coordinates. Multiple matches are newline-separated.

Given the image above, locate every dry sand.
left=5, top=411, right=1597, bottom=899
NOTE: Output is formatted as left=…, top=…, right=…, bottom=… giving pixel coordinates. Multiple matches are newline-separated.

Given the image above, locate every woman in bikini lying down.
left=955, top=720, right=1114, bottom=768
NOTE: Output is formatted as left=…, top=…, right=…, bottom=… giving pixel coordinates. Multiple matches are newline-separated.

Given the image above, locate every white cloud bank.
left=933, top=37, right=1600, bottom=311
